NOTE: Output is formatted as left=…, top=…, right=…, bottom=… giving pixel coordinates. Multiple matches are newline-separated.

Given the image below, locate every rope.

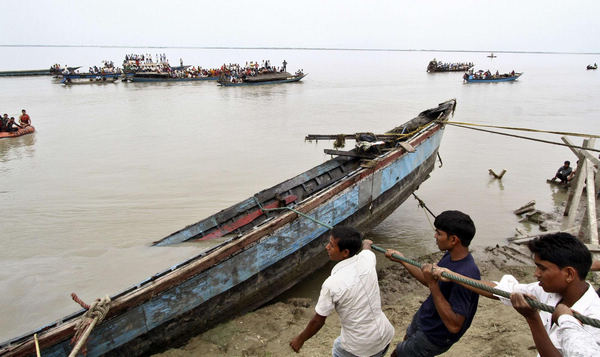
left=446, top=123, right=600, bottom=153
left=69, top=294, right=111, bottom=357
left=369, top=244, right=600, bottom=329
left=445, top=121, right=600, bottom=139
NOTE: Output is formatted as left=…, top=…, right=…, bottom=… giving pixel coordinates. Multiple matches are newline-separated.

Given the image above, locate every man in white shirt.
left=433, top=232, right=600, bottom=356
left=289, top=226, right=394, bottom=356
left=552, top=303, right=600, bottom=356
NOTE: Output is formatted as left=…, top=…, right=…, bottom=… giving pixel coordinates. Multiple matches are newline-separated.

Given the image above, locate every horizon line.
left=1, top=44, right=598, bottom=55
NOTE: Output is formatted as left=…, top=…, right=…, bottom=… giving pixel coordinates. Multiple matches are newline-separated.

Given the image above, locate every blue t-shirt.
left=417, top=252, right=480, bottom=347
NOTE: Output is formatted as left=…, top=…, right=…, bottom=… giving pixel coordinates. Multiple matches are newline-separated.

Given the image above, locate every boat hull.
left=61, top=74, right=120, bottom=84
left=465, top=73, right=522, bottom=83
left=127, top=76, right=218, bottom=82
left=0, top=69, right=50, bottom=77
left=0, top=126, right=35, bottom=139
left=0, top=100, right=454, bottom=357
left=218, top=74, right=306, bottom=86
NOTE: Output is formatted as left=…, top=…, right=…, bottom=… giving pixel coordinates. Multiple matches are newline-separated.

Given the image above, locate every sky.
left=1, top=0, right=599, bottom=53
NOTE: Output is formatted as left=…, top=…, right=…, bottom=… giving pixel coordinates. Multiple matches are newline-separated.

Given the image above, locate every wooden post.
left=563, top=138, right=593, bottom=222
left=578, top=159, right=599, bottom=245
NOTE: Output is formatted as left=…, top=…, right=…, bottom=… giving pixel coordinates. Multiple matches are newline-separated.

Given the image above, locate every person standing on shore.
left=433, top=232, right=600, bottom=356
left=385, top=210, right=480, bottom=357
left=289, top=226, right=394, bottom=356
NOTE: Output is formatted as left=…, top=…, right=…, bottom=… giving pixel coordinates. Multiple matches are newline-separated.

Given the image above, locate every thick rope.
left=445, top=121, right=600, bottom=139
left=69, top=294, right=111, bottom=357
left=370, top=244, right=600, bottom=329
left=446, top=123, right=600, bottom=153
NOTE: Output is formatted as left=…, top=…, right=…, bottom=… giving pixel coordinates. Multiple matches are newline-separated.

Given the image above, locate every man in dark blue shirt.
left=385, top=210, right=480, bottom=357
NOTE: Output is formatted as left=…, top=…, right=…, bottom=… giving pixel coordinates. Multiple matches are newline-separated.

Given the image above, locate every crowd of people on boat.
left=0, top=109, right=31, bottom=132
left=221, top=60, right=301, bottom=83
left=427, top=59, right=474, bottom=71
left=86, top=61, right=121, bottom=75
left=464, top=69, right=517, bottom=80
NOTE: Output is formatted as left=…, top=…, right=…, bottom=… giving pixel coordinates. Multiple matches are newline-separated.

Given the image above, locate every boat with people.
left=426, top=59, right=474, bottom=72
left=463, top=70, right=522, bottom=83
left=61, top=61, right=121, bottom=85
left=122, top=54, right=221, bottom=82
left=0, top=99, right=457, bottom=357
left=587, top=63, right=597, bottom=70
left=0, top=125, right=35, bottom=139
left=218, top=70, right=306, bottom=86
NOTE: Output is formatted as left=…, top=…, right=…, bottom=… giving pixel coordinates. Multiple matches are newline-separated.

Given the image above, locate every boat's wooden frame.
left=0, top=99, right=456, bottom=357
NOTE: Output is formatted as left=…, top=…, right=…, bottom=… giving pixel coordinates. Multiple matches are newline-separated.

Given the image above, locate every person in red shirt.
left=19, top=109, right=31, bottom=127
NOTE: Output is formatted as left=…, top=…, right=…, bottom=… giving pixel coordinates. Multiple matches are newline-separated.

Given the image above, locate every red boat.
left=0, top=126, right=35, bottom=139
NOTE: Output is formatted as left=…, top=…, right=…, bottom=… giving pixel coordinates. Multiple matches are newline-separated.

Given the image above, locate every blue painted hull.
left=218, top=74, right=306, bottom=86
left=465, top=73, right=522, bottom=83
left=0, top=100, right=455, bottom=357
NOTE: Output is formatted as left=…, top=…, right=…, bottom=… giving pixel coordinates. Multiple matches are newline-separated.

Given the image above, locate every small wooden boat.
left=0, top=126, right=35, bottom=139
left=218, top=71, right=306, bottom=86
left=587, top=64, right=598, bottom=70
left=426, top=60, right=474, bottom=73
left=61, top=73, right=120, bottom=84
left=464, top=72, right=522, bottom=83
left=487, top=52, right=497, bottom=58
left=0, top=99, right=456, bottom=356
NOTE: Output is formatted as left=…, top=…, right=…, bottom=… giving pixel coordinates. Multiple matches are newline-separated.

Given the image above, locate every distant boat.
left=587, top=63, right=597, bottom=70
left=426, top=59, right=474, bottom=72
left=61, top=73, right=120, bottom=84
left=464, top=71, right=522, bottom=83
left=487, top=53, right=497, bottom=58
left=125, top=72, right=218, bottom=82
left=218, top=71, right=306, bottom=86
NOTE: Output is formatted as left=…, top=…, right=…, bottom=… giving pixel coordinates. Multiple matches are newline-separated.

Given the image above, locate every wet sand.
left=155, top=244, right=598, bottom=357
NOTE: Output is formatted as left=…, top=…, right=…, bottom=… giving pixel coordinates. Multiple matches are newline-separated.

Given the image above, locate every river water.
left=0, top=47, right=599, bottom=341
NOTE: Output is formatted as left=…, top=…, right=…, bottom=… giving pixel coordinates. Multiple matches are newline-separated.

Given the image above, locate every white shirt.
left=557, top=314, right=600, bottom=357
left=315, top=250, right=394, bottom=356
left=494, top=275, right=600, bottom=356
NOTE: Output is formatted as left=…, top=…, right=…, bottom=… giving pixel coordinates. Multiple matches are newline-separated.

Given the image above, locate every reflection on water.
left=0, top=133, right=36, bottom=162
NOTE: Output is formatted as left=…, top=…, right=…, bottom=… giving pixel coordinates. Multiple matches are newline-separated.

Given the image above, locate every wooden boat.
left=587, top=64, right=597, bottom=70
left=487, top=52, right=497, bottom=58
left=0, top=99, right=456, bottom=356
left=464, top=72, right=522, bottom=83
left=0, top=126, right=35, bottom=139
left=426, top=60, right=474, bottom=73
left=61, top=73, right=120, bottom=84
left=218, top=71, right=306, bottom=86
left=125, top=72, right=218, bottom=82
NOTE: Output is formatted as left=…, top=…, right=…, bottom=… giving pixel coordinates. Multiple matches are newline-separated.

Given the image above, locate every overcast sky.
left=1, top=0, right=598, bottom=53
